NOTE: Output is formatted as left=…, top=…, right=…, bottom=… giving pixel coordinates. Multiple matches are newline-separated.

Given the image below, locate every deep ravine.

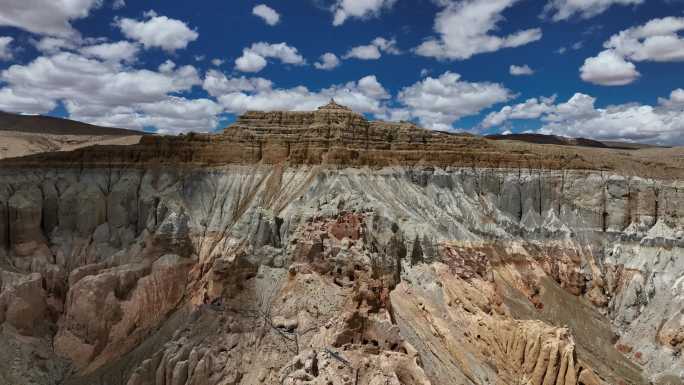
left=0, top=165, right=681, bottom=385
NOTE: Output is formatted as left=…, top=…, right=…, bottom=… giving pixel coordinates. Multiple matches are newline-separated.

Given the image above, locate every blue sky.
left=0, top=0, right=683, bottom=144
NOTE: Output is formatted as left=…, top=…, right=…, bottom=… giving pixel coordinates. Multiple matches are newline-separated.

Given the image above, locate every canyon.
left=0, top=101, right=682, bottom=385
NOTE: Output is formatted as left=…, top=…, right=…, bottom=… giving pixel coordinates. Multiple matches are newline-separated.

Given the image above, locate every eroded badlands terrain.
left=0, top=102, right=682, bottom=385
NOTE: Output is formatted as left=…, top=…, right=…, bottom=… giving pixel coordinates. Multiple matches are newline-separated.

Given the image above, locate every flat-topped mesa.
left=227, top=100, right=407, bottom=142
left=222, top=101, right=501, bottom=164
left=227, top=100, right=369, bottom=140
left=0, top=101, right=503, bottom=168
left=1, top=101, right=683, bottom=178
left=226, top=100, right=472, bottom=147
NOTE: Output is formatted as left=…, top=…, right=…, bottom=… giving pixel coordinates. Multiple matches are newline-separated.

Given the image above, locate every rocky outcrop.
left=3, top=106, right=682, bottom=180
left=0, top=104, right=682, bottom=385
left=55, top=254, right=193, bottom=372
left=0, top=271, right=49, bottom=336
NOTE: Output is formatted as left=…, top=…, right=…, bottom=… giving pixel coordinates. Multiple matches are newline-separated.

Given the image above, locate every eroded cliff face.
left=0, top=163, right=682, bottom=385
left=0, top=105, right=682, bottom=385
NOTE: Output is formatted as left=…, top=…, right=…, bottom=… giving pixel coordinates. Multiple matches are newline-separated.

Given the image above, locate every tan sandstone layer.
left=2, top=101, right=682, bottom=179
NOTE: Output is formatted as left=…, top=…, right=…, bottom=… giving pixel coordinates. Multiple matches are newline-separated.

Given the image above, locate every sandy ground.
left=0, top=130, right=142, bottom=160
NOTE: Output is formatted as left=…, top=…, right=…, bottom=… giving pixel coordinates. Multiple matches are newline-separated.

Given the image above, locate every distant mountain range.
left=485, top=132, right=665, bottom=150
left=0, top=111, right=143, bottom=160
left=0, top=111, right=144, bottom=136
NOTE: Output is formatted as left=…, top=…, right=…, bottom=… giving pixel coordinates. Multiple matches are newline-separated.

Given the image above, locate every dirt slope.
left=0, top=111, right=143, bottom=160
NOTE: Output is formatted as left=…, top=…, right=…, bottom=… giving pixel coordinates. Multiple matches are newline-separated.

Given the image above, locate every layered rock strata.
left=0, top=104, right=682, bottom=385
left=3, top=103, right=682, bottom=179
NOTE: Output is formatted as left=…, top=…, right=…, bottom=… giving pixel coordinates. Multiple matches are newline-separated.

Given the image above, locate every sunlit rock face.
left=0, top=104, right=682, bottom=385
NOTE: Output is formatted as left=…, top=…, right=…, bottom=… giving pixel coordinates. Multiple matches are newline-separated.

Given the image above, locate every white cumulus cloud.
left=481, top=96, right=556, bottom=128
left=116, top=11, right=198, bottom=52
left=540, top=93, right=684, bottom=145
left=509, top=64, right=534, bottom=76
left=356, top=75, right=390, bottom=99
left=81, top=97, right=223, bottom=134
left=0, top=87, right=56, bottom=114
left=391, top=71, right=513, bottom=130
left=605, top=17, right=684, bottom=62
left=0, top=50, right=222, bottom=133
left=580, top=17, right=684, bottom=86
left=234, top=42, right=306, bottom=73
left=344, top=45, right=381, bottom=60
left=252, top=4, right=280, bottom=26
left=658, top=88, right=684, bottom=108
left=543, top=0, right=643, bottom=21
left=205, top=72, right=389, bottom=116
left=203, top=70, right=273, bottom=96
left=235, top=50, right=268, bottom=72
left=481, top=91, right=684, bottom=145
left=79, top=41, right=140, bottom=63
left=580, top=50, right=640, bottom=86
left=314, top=53, right=341, bottom=70
left=158, top=59, right=176, bottom=73
left=0, top=0, right=102, bottom=37
left=344, top=37, right=399, bottom=60
left=331, top=0, right=397, bottom=26
left=415, top=0, right=542, bottom=60
left=33, top=37, right=80, bottom=54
